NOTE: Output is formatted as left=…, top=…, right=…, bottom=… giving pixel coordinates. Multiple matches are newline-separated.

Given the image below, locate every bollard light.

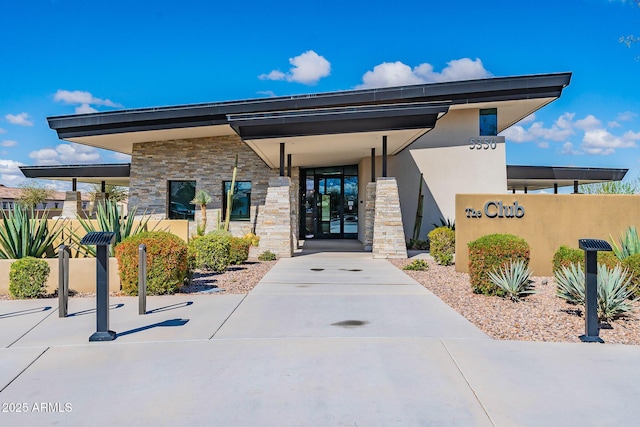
left=80, top=232, right=117, bottom=342
left=578, top=238, right=612, bottom=343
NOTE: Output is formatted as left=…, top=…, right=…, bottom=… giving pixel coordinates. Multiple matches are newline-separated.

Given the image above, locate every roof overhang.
left=19, top=164, right=131, bottom=187
left=46, top=73, right=572, bottom=165
left=507, top=165, right=628, bottom=191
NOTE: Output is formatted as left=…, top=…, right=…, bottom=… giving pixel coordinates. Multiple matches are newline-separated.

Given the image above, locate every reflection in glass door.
left=302, top=166, right=358, bottom=239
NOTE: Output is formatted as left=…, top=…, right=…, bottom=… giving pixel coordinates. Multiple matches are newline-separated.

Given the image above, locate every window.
left=222, top=181, right=251, bottom=221
left=168, top=180, right=196, bottom=220
left=479, top=108, right=497, bottom=136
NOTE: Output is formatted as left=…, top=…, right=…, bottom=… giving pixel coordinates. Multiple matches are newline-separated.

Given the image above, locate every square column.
left=372, top=177, right=407, bottom=259
left=61, top=191, right=82, bottom=218
left=254, top=176, right=294, bottom=258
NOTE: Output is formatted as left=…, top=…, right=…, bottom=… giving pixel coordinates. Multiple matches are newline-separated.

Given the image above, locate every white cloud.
left=29, top=143, right=101, bottom=165
left=617, top=111, right=637, bottom=122
left=500, top=125, right=534, bottom=143
left=111, top=152, right=131, bottom=162
left=0, top=158, right=26, bottom=184
left=356, top=57, right=492, bottom=89
left=608, top=121, right=621, bottom=128
left=259, top=50, right=331, bottom=85
left=581, top=128, right=639, bottom=155
left=5, top=112, right=34, bottom=126
left=560, top=142, right=582, bottom=155
left=53, top=90, right=122, bottom=114
left=575, top=114, right=602, bottom=131
left=537, top=141, right=549, bottom=149
left=1, top=140, right=17, bottom=147
left=256, top=90, right=277, bottom=97
left=519, top=113, right=537, bottom=124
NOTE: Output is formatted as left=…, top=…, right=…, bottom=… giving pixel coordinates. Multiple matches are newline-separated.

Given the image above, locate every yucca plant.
left=191, top=189, right=212, bottom=236
left=0, top=207, right=63, bottom=259
left=75, top=199, right=151, bottom=256
left=555, top=263, right=637, bottom=321
left=487, top=259, right=535, bottom=301
left=610, top=226, right=640, bottom=260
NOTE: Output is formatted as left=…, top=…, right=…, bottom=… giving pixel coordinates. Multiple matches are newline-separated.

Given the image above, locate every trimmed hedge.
left=552, top=245, right=620, bottom=275
left=115, top=231, right=188, bottom=296
left=428, top=227, right=455, bottom=266
left=622, top=253, right=640, bottom=297
left=229, top=237, right=251, bottom=265
left=9, top=257, right=50, bottom=299
left=188, top=230, right=231, bottom=273
left=468, top=233, right=530, bottom=295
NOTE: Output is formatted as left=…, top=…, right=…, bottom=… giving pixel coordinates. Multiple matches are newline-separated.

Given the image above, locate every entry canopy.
left=45, top=72, right=572, bottom=168
left=19, top=163, right=131, bottom=187
left=507, top=165, right=628, bottom=192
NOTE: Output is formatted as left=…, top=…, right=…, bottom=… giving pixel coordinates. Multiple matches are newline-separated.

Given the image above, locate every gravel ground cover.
left=391, top=258, right=640, bottom=345
left=0, top=258, right=277, bottom=300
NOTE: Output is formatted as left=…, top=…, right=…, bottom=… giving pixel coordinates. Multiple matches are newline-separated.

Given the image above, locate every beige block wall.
left=456, top=194, right=640, bottom=276
left=0, top=258, right=121, bottom=296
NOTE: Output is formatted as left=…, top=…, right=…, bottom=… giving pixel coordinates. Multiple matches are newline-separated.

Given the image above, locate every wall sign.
left=465, top=201, right=525, bottom=219
left=469, top=137, right=498, bottom=150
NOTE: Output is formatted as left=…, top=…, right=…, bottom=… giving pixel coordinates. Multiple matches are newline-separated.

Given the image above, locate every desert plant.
left=188, top=230, right=231, bottom=272
left=555, top=263, right=636, bottom=321
left=468, top=233, right=530, bottom=295
left=402, top=259, right=429, bottom=271
left=0, top=207, right=63, bottom=259
left=115, top=231, right=188, bottom=296
left=17, top=182, right=54, bottom=209
left=223, top=155, right=238, bottom=231
left=75, top=199, right=151, bottom=256
left=428, top=226, right=455, bottom=266
left=229, top=236, right=251, bottom=265
left=258, top=250, right=277, bottom=261
left=191, top=189, right=212, bottom=236
left=488, top=259, right=535, bottom=301
left=552, top=245, right=620, bottom=275
left=610, top=226, right=640, bottom=260
left=9, top=257, right=50, bottom=299
left=622, top=253, right=640, bottom=297
left=431, top=218, right=455, bottom=231
left=87, top=183, right=128, bottom=203
left=407, top=239, right=429, bottom=250
left=244, top=232, right=260, bottom=247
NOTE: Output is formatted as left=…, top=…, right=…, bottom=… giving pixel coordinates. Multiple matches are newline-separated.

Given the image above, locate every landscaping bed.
left=391, top=258, right=640, bottom=345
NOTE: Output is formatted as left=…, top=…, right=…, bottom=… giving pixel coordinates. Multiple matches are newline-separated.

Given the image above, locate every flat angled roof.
left=19, top=163, right=131, bottom=187
left=506, top=165, right=629, bottom=191
left=48, top=73, right=571, bottom=140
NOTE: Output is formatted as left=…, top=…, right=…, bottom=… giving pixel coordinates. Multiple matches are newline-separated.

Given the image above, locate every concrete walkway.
left=1, top=252, right=639, bottom=426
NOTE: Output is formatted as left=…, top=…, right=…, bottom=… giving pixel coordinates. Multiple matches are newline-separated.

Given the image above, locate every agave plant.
left=0, top=206, right=63, bottom=259
left=75, top=199, right=151, bottom=256
left=487, top=259, right=535, bottom=301
left=555, top=263, right=637, bottom=321
left=610, top=226, right=640, bottom=260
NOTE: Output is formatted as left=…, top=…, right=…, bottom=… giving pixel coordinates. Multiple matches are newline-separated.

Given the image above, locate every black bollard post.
left=58, top=245, right=70, bottom=318
left=81, top=232, right=117, bottom=342
left=578, top=239, right=612, bottom=343
left=139, top=244, right=147, bottom=315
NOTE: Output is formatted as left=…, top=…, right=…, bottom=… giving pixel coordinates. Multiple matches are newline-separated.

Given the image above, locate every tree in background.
left=579, top=175, right=640, bottom=194
left=17, top=182, right=54, bottom=209
left=88, top=184, right=128, bottom=203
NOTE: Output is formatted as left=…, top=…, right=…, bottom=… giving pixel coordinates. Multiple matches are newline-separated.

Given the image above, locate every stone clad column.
left=363, top=182, right=376, bottom=251
left=254, top=176, right=293, bottom=258
left=61, top=191, right=82, bottom=218
left=372, top=178, right=407, bottom=259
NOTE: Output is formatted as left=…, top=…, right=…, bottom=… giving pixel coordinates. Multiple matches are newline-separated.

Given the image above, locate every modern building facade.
left=22, top=71, right=627, bottom=258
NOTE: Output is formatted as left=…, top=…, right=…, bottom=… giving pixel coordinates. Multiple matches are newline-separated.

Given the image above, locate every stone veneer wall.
left=372, top=178, right=407, bottom=259
left=129, top=135, right=300, bottom=244
left=254, top=176, right=294, bottom=258
left=363, top=182, right=376, bottom=251
left=61, top=191, right=82, bottom=218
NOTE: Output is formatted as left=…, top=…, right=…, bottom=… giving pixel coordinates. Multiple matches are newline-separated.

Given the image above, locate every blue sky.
left=1, top=0, right=640, bottom=190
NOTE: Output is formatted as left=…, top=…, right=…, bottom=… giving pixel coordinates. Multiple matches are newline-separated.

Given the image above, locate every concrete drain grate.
left=331, top=320, right=369, bottom=328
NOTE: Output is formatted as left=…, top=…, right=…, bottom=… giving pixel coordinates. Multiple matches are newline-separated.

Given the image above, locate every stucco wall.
left=392, top=109, right=507, bottom=242
left=456, top=194, right=640, bottom=276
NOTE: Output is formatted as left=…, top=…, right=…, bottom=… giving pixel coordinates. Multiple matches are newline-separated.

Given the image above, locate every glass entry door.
left=302, top=166, right=358, bottom=239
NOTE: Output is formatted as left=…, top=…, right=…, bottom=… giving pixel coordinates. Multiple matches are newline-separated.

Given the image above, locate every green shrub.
left=488, top=259, right=535, bottom=302
left=552, top=245, right=620, bottom=275
left=402, top=259, right=429, bottom=271
left=468, top=233, right=530, bottom=295
left=188, top=230, right=231, bottom=273
left=428, top=227, right=455, bottom=266
left=622, top=253, right=640, bottom=297
left=258, top=250, right=277, bottom=261
left=115, top=231, right=188, bottom=296
left=229, top=236, right=251, bottom=265
left=555, top=263, right=636, bottom=321
left=9, top=257, right=50, bottom=299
